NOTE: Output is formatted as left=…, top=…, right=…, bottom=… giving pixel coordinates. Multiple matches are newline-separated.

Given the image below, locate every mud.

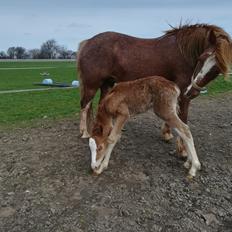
left=0, top=93, right=232, bottom=232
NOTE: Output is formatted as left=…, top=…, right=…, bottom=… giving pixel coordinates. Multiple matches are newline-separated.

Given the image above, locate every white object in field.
left=42, top=78, right=53, bottom=85
left=200, top=89, right=208, bottom=94
left=72, top=80, right=80, bottom=87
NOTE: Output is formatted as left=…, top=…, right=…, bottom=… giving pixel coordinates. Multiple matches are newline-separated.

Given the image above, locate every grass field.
left=0, top=60, right=82, bottom=129
left=0, top=60, right=232, bottom=129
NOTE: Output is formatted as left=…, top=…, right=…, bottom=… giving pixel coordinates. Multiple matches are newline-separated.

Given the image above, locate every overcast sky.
left=1, top=0, right=231, bottom=51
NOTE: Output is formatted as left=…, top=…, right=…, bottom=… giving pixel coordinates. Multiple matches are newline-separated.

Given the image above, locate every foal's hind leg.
left=167, top=117, right=201, bottom=177
left=175, top=96, right=190, bottom=158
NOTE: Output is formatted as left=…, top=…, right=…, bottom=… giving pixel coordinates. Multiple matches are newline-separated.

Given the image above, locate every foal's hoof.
left=184, top=160, right=191, bottom=169
left=163, top=133, right=174, bottom=142
left=92, top=169, right=102, bottom=176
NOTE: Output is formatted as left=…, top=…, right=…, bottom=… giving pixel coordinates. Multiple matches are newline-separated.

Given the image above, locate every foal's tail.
left=77, top=40, right=88, bottom=101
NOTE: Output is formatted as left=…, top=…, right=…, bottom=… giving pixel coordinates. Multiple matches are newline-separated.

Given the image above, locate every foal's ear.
left=208, top=30, right=217, bottom=45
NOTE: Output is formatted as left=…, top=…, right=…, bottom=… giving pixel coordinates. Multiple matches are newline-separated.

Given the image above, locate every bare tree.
left=28, top=49, right=41, bottom=59
left=15, top=47, right=26, bottom=59
left=7, top=47, right=16, bottom=59
left=40, top=39, right=58, bottom=59
left=57, top=46, right=68, bottom=59
left=57, top=46, right=74, bottom=59
left=0, top=51, right=7, bottom=59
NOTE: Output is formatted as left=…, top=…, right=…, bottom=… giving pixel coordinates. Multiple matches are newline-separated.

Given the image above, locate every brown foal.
left=89, top=76, right=201, bottom=177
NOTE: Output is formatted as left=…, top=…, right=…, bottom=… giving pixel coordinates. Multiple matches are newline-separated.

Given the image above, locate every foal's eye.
left=93, top=126, right=103, bottom=135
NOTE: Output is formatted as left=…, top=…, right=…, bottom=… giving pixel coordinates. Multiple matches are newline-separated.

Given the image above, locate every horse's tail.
left=77, top=39, right=88, bottom=102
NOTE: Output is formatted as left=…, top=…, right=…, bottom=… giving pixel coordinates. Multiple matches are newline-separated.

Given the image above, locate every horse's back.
left=103, top=76, right=179, bottom=116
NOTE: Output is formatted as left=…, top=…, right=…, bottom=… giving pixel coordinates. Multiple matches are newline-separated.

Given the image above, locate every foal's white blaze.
left=89, top=137, right=97, bottom=169
left=185, top=55, right=216, bottom=95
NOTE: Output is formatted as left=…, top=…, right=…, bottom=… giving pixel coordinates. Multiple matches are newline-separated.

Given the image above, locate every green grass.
left=0, top=89, right=79, bottom=127
left=207, top=75, right=232, bottom=94
left=0, top=61, right=76, bottom=90
left=0, top=60, right=231, bottom=129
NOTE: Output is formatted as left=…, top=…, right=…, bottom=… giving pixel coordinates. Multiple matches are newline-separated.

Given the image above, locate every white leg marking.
left=175, top=128, right=201, bottom=177
left=94, top=136, right=119, bottom=174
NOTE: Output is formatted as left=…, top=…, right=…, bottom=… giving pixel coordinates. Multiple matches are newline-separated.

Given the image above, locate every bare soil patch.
left=0, top=93, right=232, bottom=232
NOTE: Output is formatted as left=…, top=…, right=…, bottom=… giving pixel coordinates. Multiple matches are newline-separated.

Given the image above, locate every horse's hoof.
left=80, top=131, right=90, bottom=138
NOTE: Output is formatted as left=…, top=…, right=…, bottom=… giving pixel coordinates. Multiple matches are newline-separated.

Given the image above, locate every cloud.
left=24, top=32, right=32, bottom=36
left=67, top=22, right=92, bottom=28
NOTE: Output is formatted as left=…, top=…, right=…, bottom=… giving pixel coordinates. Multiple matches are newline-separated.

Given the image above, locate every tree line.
left=0, top=39, right=76, bottom=59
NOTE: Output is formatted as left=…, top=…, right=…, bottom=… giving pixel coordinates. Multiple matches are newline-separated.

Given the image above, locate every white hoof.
left=93, top=162, right=108, bottom=175
left=188, top=168, right=196, bottom=177
left=93, top=168, right=102, bottom=175
left=81, top=130, right=90, bottom=138
left=188, top=162, right=201, bottom=177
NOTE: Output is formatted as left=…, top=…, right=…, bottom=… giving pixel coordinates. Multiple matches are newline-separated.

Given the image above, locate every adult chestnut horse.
left=78, top=23, right=232, bottom=155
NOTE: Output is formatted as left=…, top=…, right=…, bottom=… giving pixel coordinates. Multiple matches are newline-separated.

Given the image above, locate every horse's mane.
left=165, top=23, right=232, bottom=75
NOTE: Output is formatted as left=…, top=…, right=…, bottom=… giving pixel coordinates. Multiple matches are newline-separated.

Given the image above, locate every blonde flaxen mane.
left=165, top=24, right=232, bottom=76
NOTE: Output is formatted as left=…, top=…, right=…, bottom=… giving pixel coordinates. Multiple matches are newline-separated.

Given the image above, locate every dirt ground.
left=0, top=93, right=232, bottom=232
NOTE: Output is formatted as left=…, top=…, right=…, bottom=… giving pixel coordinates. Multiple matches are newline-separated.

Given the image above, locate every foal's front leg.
left=94, top=138, right=119, bottom=175
left=108, top=107, right=129, bottom=144
left=95, top=113, right=129, bottom=175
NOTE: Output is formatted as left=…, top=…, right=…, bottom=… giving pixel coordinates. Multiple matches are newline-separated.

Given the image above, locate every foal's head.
left=185, top=29, right=232, bottom=99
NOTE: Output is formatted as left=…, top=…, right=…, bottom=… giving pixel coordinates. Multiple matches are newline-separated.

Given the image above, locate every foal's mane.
left=165, top=23, right=232, bottom=75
